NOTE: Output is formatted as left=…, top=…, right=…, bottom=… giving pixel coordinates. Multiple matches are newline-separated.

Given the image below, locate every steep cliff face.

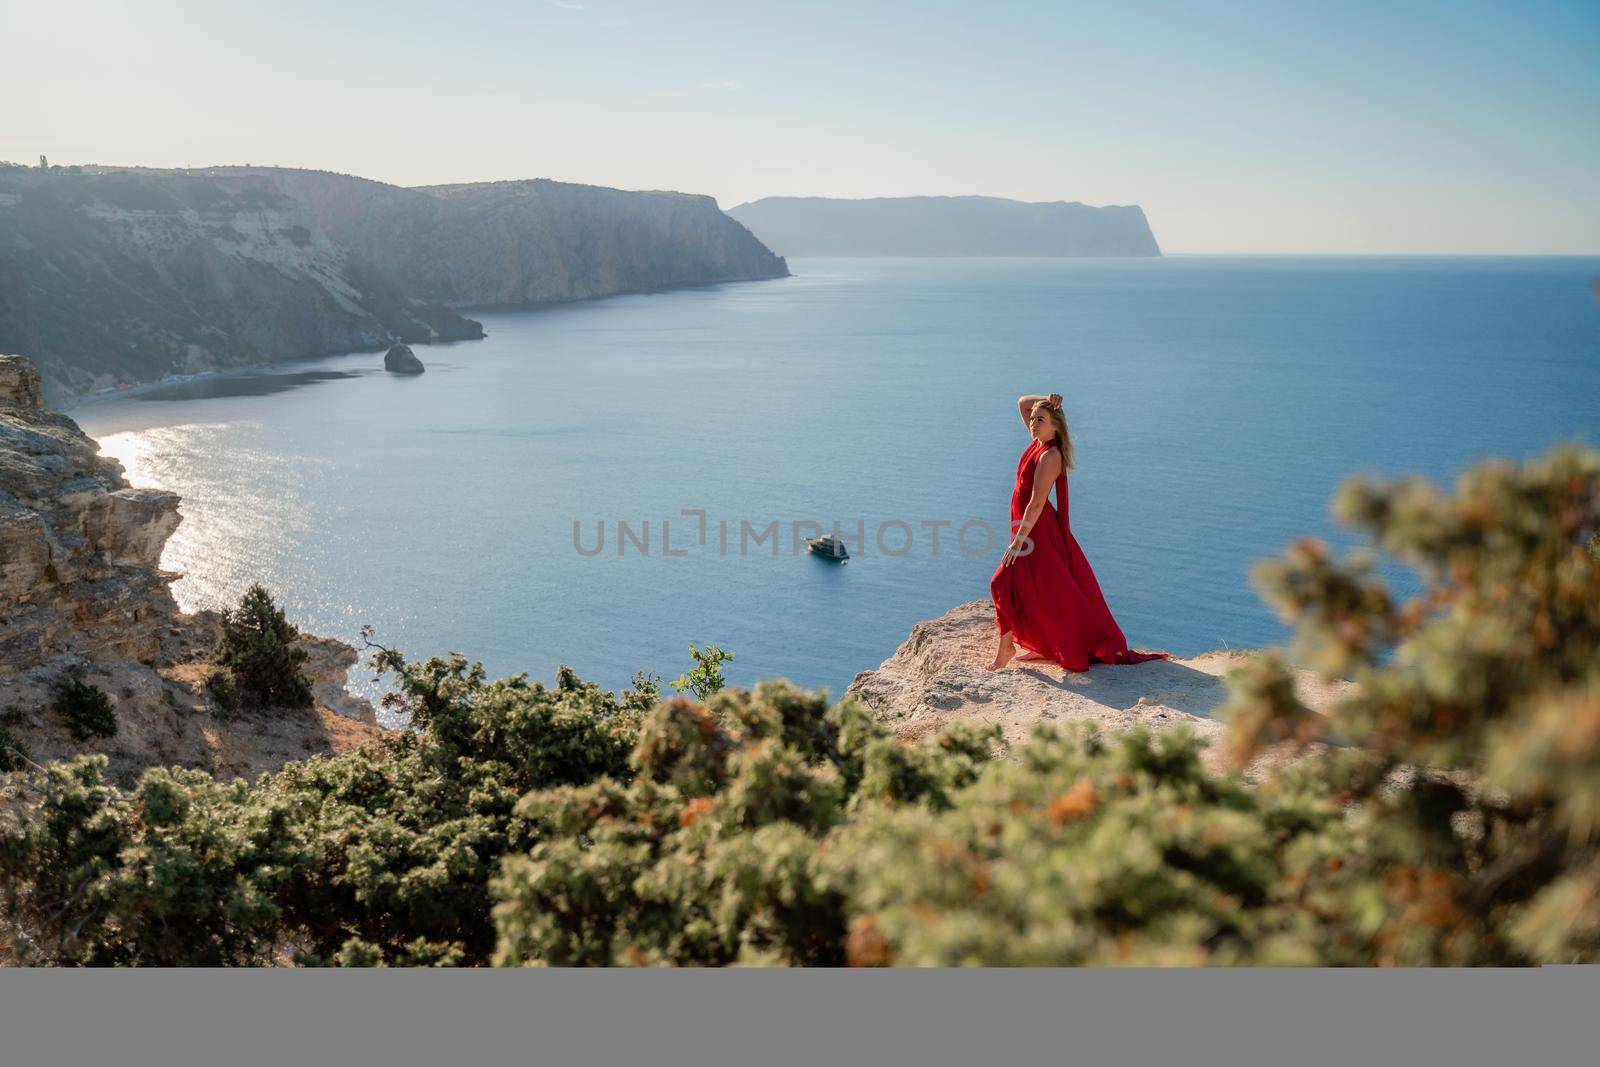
left=0, top=165, right=788, bottom=401
left=728, top=195, right=1161, bottom=257
left=0, top=167, right=484, bottom=401
left=0, top=355, right=379, bottom=781
left=0, top=356, right=180, bottom=665
left=260, top=170, right=791, bottom=306
left=846, top=600, right=1347, bottom=774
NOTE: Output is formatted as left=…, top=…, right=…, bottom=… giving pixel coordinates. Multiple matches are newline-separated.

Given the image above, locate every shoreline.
left=62, top=346, right=394, bottom=412
left=60, top=268, right=800, bottom=412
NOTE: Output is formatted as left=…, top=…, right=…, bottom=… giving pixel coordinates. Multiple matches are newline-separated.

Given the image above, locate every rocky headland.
left=0, top=165, right=789, bottom=402
left=0, top=355, right=379, bottom=783
left=269, top=170, right=791, bottom=307
left=728, top=195, right=1161, bottom=257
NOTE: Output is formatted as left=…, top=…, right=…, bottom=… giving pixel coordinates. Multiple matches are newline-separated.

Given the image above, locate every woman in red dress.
left=988, top=393, right=1168, bottom=671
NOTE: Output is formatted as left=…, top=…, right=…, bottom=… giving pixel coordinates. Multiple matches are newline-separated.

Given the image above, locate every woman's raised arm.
left=1015, top=393, right=1063, bottom=429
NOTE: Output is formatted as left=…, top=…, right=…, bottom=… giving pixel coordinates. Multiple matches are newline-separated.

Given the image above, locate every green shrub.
left=212, top=584, right=313, bottom=710
left=51, top=674, right=116, bottom=740
left=0, top=644, right=640, bottom=966
left=0, top=757, right=278, bottom=965
left=623, top=669, right=663, bottom=717
left=492, top=682, right=992, bottom=966
left=671, top=643, right=733, bottom=700
left=204, top=666, right=239, bottom=717
left=0, top=726, right=30, bottom=772
left=255, top=651, right=639, bottom=965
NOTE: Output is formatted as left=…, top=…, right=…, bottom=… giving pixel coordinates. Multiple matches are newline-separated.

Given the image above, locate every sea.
left=73, top=256, right=1600, bottom=710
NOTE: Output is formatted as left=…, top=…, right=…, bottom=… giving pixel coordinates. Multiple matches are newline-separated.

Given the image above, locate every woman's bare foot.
left=987, top=632, right=1017, bottom=671
left=1016, top=649, right=1050, bottom=662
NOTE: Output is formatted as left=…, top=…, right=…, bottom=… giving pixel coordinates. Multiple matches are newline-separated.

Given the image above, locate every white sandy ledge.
left=845, top=600, right=1354, bottom=773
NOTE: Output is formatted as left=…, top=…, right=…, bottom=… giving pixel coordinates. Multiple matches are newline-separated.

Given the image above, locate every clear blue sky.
left=4, top=0, right=1597, bottom=252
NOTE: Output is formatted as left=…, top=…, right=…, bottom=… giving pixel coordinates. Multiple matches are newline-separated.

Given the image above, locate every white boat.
left=805, top=535, right=850, bottom=562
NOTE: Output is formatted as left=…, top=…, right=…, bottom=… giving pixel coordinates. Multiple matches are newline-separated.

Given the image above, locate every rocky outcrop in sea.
left=0, top=355, right=379, bottom=782
left=384, top=342, right=425, bottom=374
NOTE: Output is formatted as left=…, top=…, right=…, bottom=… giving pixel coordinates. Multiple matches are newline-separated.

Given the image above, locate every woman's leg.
left=987, top=630, right=1017, bottom=670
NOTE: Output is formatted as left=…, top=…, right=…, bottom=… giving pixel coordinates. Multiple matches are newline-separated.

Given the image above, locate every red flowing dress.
left=989, top=437, right=1168, bottom=671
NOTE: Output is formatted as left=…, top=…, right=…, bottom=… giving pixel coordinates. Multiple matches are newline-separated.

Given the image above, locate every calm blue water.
left=74, top=257, right=1600, bottom=708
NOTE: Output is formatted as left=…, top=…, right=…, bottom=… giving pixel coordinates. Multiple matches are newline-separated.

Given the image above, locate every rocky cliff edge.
left=846, top=600, right=1351, bottom=773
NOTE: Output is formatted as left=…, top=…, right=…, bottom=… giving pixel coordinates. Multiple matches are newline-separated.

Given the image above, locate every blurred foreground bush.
left=1220, top=444, right=1600, bottom=964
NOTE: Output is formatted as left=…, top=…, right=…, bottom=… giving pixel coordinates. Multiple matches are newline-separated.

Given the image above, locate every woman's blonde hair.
left=1030, top=399, right=1075, bottom=471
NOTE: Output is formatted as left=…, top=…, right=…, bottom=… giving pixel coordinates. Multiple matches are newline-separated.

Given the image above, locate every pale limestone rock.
left=83, top=488, right=183, bottom=566
left=846, top=600, right=1353, bottom=773
left=0, top=356, right=45, bottom=408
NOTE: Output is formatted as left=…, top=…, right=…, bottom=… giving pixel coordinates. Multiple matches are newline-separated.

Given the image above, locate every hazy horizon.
left=5, top=0, right=1598, bottom=255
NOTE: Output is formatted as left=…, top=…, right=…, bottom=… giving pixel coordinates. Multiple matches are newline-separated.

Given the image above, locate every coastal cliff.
left=264, top=170, right=791, bottom=307
left=0, top=167, right=485, bottom=401
left=728, top=195, right=1161, bottom=257
left=0, top=355, right=379, bottom=782
left=846, top=600, right=1349, bottom=772
left=0, top=165, right=788, bottom=401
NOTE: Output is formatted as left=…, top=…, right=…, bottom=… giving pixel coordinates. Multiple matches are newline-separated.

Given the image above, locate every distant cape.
left=727, top=195, right=1160, bottom=258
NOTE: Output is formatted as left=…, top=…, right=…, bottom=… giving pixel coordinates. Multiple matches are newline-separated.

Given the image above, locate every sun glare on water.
left=94, top=422, right=303, bottom=617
